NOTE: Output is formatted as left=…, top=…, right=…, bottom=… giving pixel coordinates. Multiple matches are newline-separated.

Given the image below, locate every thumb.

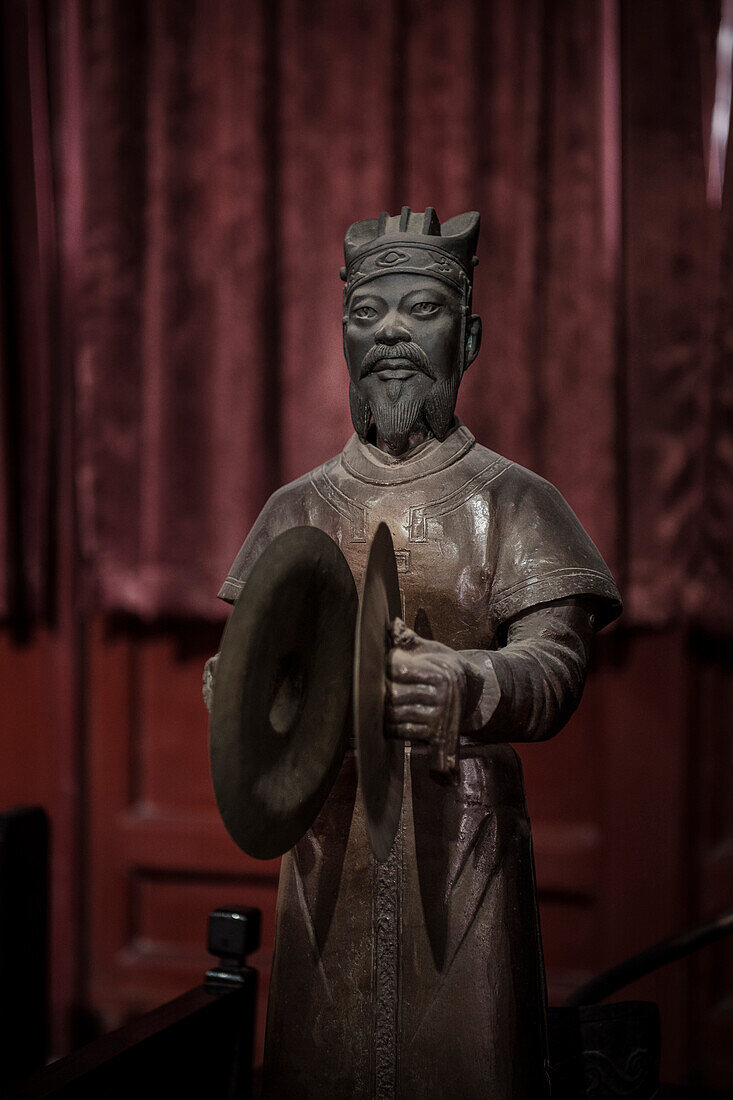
left=390, top=617, right=428, bottom=651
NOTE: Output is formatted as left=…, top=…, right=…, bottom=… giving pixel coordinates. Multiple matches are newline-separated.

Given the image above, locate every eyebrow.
left=350, top=292, right=386, bottom=307
left=349, top=284, right=454, bottom=309
left=400, top=286, right=452, bottom=305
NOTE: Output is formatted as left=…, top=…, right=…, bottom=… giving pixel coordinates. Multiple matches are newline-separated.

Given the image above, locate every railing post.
left=206, top=906, right=261, bottom=988
left=0, top=807, right=49, bottom=1088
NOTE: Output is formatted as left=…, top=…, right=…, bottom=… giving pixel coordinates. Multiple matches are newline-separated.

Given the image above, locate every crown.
left=341, top=206, right=480, bottom=300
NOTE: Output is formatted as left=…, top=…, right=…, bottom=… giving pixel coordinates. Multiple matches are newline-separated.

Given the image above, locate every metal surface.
left=354, top=521, right=404, bottom=863
left=210, top=526, right=357, bottom=860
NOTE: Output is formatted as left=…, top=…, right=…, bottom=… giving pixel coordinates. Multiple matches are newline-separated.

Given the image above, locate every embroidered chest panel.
left=309, top=455, right=510, bottom=649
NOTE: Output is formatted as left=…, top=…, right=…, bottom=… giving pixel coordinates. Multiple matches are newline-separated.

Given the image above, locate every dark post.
left=0, top=806, right=49, bottom=1087
left=206, top=906, right=261, bottom=987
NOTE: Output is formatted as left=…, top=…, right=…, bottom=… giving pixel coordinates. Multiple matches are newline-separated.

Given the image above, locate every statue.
left=205, top=207, right=621, bottom=1099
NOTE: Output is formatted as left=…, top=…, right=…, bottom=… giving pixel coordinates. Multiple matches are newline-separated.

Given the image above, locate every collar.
left=340, top=420, right=476, bottom=485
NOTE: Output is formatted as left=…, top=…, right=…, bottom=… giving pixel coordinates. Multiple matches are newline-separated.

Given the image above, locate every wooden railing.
left=4, top=906, right=259, bottom=1100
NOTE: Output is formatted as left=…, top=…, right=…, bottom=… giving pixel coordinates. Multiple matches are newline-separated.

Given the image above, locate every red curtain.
left=621, top=0, right=732, bottom=630
left=0, top=0, right=58, bottom=627
left=4, top=0, right=732, bottom=630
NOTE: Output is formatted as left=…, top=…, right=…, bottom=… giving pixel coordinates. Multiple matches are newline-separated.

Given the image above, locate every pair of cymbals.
left=209, top=523, right=403, bottom=863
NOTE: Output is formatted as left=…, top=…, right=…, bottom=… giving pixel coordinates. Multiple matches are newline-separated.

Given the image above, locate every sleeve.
left=217, top=483, right=305, bottom=604
left=488, top=466, right=622, bottom=632
left=461, top=598, right=595, bottom=743
left=208, top=481, right=310, bottom=710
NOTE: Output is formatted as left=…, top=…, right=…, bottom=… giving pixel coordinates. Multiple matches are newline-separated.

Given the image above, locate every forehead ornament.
left=341, top=206, right=480, bottom=306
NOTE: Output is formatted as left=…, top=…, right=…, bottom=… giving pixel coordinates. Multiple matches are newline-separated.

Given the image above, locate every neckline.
left=340, top=420, right=476, bottom=485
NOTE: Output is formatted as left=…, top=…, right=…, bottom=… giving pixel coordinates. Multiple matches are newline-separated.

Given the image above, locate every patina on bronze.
left=209, top=526, right=357, bottom=860
left=206, top=206, right=622, bottom=1099
left=354, top=521, right=404, bottom=863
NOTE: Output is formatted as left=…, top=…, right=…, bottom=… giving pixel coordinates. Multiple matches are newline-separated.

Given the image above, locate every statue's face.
left=344, top=272, right=480, bottom=454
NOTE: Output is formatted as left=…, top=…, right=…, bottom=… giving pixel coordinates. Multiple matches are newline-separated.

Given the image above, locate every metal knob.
left=206, top=906, right=261, bottom=987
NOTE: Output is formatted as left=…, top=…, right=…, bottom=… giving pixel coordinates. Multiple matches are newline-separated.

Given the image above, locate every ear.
left=464, top=314, right=482, bottom=371
left=343, top=314, right=351, bottom=373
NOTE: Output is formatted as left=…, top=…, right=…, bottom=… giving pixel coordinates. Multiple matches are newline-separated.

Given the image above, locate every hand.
left=385, top=619, right=467, bottom=782
left=202, top=653, right=220, bottom=713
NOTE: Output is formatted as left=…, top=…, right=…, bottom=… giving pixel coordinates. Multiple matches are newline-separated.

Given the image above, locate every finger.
left=389, top=617, right=411, bottom=646
left=429, top=675, right=463, bottom=782
left=386, top=702, right=437, bottom=723
left=389, top=618, right=431, bottom=653
left=386, top=682, right=439, bottom=705
left=384, top=720, right=432, bottom=742
left=387, top=658, right=448, bottom=686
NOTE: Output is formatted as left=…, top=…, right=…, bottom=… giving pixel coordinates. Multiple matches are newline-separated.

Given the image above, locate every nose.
left=375, top=311, right=411, bottom=345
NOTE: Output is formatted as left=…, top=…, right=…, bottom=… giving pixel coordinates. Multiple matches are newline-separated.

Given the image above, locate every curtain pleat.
left=277, top=0, right=397, bottom=482
left=689, top=69, right=733, bottom=635
left=620, top=0, right=719, bottom=627
left=0, top=0, right=57, bottom=627
left=73, top=0, right=277, bottom=616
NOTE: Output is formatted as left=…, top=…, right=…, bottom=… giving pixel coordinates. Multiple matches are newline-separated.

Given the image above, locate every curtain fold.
left=0, top=0, right=58, bottom=627
left=621, top=0, right=721, bottom=627
left=3, top=0, right=731, bottom=630
left=69, top=0, right=279, bottom=617
left=690, top=74, right=733, bottom=635
left=276, top=0, right=398, bottom=481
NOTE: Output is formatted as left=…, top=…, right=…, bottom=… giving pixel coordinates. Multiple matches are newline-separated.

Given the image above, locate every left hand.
left=385, top=619, right=468, bottom=782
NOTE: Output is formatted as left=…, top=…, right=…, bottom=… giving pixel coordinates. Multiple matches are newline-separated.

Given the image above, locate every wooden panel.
left=692, top=635, right=733, bottom=1089
left=0, top=632, right=56, bottom=809
left=523, top=700, right=603, bottom=826
left=117, top=810, right=281, bottom=876
left=524, top=631, right=625, bottom=1007
left=0, top=627, right=80, bottom=1055
left=540, top=897, right=598, bottom=1004
left=87, top=618, right=278, bottom=1063
left=533, top=822, right=601, bottom=1004
left=137, top=636, right=218, bottom=812
left=534, top=822, right=600, bottom=898
left=596, top=629, right=690, bottom=1082
left=525, top=629, right=692, bottom=1087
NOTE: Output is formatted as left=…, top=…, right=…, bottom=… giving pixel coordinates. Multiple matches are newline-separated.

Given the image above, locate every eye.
left=411, top=301, right=440, bottom=316
left=352, top=305, right=378, bottom=320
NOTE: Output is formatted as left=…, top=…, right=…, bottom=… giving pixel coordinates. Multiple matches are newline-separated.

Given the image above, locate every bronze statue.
left=205, top=207, right=621, bottom=1099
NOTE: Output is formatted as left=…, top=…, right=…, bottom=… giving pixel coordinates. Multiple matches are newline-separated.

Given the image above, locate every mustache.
left=360, top=341, right=434, bottom=379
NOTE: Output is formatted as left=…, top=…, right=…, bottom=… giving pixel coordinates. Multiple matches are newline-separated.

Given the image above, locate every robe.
left=217, top=422, right=621, bottom=1099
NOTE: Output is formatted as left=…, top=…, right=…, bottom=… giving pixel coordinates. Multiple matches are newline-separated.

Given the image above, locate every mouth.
left=373, top=363, right=419, bottom=380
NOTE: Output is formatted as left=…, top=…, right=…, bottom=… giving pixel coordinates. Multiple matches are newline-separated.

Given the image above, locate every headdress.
left=341, top=206, right=479, bottom=303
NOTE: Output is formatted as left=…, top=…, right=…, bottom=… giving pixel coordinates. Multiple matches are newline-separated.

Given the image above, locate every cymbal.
left=354, top=521, right=404, bottom=862
left=210, top=526, right=358, bottom=860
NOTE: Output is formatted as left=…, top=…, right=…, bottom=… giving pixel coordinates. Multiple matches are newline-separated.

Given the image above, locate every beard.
left=349, top=371, right=461, bottom=451
left=366, top=394, right=425, bottom=453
